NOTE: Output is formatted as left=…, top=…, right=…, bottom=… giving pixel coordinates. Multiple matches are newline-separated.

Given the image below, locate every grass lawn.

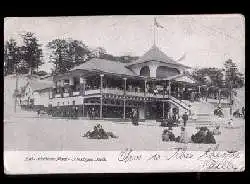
left=4, top=115, right=245, bottom=151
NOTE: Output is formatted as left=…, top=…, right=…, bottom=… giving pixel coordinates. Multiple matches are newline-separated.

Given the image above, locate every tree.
left=90, top=47, right=107, bottom=58
left=191, top=68, right=224, bottom=87
left=4, top=39, right=22, bottom=75
left=20, top=32, right=43, bottom=74
left=67, top=39, right=91, bottom=65
left=224, top=59, right=244, bottom=88
left=47, top=39, right=70, bottom=74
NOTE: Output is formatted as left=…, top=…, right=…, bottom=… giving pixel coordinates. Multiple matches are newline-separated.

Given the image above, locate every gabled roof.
left=70, top=58, right=137, bottom=76
left=27, top=79, right=53, bottom=92
left=127, top=45, right=190, bottom=68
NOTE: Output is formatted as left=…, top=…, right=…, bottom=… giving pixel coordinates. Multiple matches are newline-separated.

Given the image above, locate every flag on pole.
left=154, top=17, right=164, bottom=28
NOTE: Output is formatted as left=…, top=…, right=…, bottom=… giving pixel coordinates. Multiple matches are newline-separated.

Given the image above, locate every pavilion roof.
left=127, top=45, right=190, bottom=68
left=70, top=58, right=137, bottom=76
left=28, top=79, right=53, bottom=92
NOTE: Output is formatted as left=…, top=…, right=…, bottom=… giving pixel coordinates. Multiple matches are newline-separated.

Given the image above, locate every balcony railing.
left=73, top=91, right=80, bottom=96
left=55, top=94, right=62, bottom=98
left=103, top=88, right=124, bottom=95
left=63, top=93, right=69, bottom=97
left=126, top=91, right=145, bottom=97
left=85, top=89, right=101, bottom=95
left=53, top=88, right=168, bottom=99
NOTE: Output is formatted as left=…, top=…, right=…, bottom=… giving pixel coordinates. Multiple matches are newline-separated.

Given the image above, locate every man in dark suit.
left=182, top=111, right=189, bottom=127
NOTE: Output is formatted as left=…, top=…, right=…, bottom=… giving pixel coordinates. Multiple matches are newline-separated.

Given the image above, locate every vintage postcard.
left=4, top=15, right=245, bottom=174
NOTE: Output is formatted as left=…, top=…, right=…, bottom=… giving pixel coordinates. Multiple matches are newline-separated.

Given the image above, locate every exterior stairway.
left=168, top=97, right=217, bottom=127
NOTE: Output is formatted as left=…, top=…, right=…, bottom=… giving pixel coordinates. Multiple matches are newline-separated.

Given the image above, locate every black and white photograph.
left=4, top=15, right=245, bottom=174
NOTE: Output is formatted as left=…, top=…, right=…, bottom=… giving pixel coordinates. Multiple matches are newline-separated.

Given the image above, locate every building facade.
left=48, top=45, right=199, bottom=120
left=20, top=79, right=53, bottom=111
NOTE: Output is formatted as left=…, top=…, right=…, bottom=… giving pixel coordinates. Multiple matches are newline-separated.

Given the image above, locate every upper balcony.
left=53, top=88, right=166, bottom=99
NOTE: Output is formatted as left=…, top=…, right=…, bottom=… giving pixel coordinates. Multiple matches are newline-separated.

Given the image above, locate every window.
left=64, top=88, right=69, bottom=93
left=64, top=79, right=69, bottom=85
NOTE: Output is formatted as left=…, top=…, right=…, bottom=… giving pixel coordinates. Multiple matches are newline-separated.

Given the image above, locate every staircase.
left=167, top=97, right=217, bottom=127
left=167, top=96, right=191, bottom=113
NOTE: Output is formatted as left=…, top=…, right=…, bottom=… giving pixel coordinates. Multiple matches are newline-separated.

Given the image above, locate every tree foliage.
left=4, top=39, right=22, bottom=75
left=20, top=32, right=43, bottom=74
left=224, top=59, right=244, bottom=88
left=4, top=32, right=43, bottom=75
left=191, top=67, right=224, bottom=87
left=47, top=39, right=92, bottom=74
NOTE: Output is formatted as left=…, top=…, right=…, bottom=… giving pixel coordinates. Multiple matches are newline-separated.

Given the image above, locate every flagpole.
left=153, top=17, right=156, bottom=45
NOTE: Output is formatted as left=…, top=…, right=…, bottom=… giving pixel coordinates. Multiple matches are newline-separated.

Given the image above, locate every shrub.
left=162, top=128, right=176, bottom=142
left=191, top=127, right=216, bottom=144
left=83, top=124, right=118, bottom=139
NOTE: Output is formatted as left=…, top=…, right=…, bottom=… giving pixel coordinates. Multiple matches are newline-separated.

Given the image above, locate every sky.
left=4, top=15, right=245, bottom=74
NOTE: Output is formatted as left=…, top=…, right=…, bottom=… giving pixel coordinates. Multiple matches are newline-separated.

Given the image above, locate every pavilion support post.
left=80, top=77, right=86, bottom=117
left=198, top=86, right=201, bottom=101
left=100, top=74, right=104, bottom=119
left=82, top=98, right=85, bottom=117
left=123, top=78, right=127, bottom=119
left=80, top=76, right=86, bottom=96
left=123, top=100, right=126, bottom=119
left=168, top=80, right=171, bottom=96
left=218, top=89, right=221, bottom=104
left=162, top=101, right=165, bottom=118
left=144, top=80, right=147, bottom=119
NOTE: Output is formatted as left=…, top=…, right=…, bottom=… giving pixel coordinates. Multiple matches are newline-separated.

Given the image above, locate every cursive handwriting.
left=147, top=153, right=161, bottom=161
left=198, top=149, right=240, bottom=170
left=198, top=150, right=240, bottom=160
left=166, top=150, right=194, bottom=160
left=118, top=149, right=142, bottom=163
left=202, top=158, right=238, bottom=170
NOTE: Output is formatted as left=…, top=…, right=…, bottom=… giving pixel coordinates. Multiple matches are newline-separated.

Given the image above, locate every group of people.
left=233, top=106, right=245, bottom=119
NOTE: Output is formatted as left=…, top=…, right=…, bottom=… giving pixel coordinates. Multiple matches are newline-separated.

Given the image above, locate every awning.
left=173, top=75, right=196, bottom=84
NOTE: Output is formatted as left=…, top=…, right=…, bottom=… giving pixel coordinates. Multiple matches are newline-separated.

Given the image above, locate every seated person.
left=226, top=118, right=234, bottom=128
left=212, top=126, right=221, bottom=135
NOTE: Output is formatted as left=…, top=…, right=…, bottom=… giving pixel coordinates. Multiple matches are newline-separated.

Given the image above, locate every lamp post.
left=123, top=78, right=127, bottom=119
left=100, top=74, right=104, bottom=119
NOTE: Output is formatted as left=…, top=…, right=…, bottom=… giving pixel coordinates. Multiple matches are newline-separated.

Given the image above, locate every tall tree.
left=67, top=39, right=91, bottom=65
left=20, top=32, right=43, bottom=74
left=47, top=39, right=71, bottom=74
left=224, top=59, right=244, bottom=88
left=4, top=39, right=22, bottom=75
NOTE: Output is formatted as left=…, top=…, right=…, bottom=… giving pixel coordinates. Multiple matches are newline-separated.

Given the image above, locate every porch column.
left=69, top=77, right=74, bottom=96
left=218, top=89, right=221, bottom=104
left=80, top=76, right=86, bottom=96
left=144, top=80, right=147, bottom=96
left=198, top=85, right=201, bottom=94
left=123, top=78, right=127, bottom=119
left=168, top=80, right=171, bottom=96
left=177, top=84, right=180, bottom=99
left=100, top=74, right=104, bottom=119
left=162, top=101, right=165, bottom=118
left=144, top=80, right=147, bottom=119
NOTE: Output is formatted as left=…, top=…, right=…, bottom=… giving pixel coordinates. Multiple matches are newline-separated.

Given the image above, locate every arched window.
left=140, top=66, right=150, bottom=77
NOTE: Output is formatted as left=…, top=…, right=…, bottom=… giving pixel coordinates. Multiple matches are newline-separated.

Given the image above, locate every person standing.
left=132, top=108, right=139, bottom=126
left=182, top=111, right=189, bottom=127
